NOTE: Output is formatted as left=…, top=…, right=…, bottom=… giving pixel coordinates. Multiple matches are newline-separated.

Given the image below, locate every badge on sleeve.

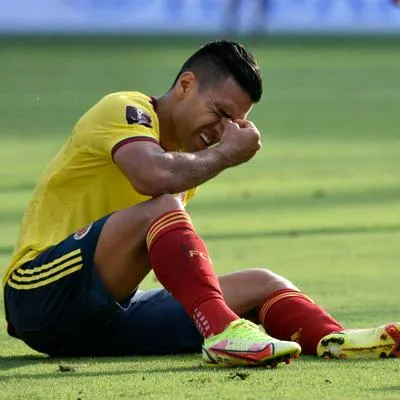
left=125, top=106, right=152, bottom=128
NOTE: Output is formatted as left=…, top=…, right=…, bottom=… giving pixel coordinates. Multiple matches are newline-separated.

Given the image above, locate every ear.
left=175, top=71, right=197, bottom=100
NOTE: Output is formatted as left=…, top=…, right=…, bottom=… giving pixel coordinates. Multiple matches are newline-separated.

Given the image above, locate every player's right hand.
left=214, top=118, right=262, bottom=167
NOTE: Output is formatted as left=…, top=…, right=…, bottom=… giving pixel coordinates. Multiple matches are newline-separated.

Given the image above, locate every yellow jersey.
left=3, top=91, right=197, bottom=284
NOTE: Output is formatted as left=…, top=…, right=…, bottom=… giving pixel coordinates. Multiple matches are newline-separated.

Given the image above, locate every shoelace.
left=230, top=319, right=273, bottom=341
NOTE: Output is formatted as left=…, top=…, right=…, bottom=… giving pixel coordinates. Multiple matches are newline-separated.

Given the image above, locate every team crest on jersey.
left=73, top=223, right=93, bottom=240
left=125, top=106, right=152, bottom=128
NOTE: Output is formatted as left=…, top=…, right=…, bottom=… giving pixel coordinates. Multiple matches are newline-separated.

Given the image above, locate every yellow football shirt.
left=3, top=91, right=197, bottom=284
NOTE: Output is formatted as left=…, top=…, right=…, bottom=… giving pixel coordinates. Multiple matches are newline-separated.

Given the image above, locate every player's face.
left=173, top=73, right=254, bottom=152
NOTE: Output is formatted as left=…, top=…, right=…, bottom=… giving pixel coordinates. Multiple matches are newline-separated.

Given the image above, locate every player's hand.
left=214, top=118, right=262, bottom=167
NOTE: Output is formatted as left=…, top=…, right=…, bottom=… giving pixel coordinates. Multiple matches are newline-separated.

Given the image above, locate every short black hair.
left=171, top=40, right=262, bottom=103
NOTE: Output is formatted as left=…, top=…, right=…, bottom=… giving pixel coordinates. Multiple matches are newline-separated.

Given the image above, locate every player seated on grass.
left=3, top=40, right=400, bottom=367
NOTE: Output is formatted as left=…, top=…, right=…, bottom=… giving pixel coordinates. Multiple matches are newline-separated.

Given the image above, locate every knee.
left=140, top=194, right=185, bottom=228
left=152, top=194, right=184, bottom=211
left=247, top=268, right=299, bottom=293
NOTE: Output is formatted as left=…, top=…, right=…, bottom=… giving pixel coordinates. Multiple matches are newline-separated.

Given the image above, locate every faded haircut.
left=171, top=40, right=262, bottom=103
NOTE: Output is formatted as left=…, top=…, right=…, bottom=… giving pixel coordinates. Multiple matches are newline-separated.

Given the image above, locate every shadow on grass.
left=0, top=354, right=48, bottom=370
left=191, top=185, right=400, bottom=213
left=0, top=245, right=13, bottom=255
left=366, top=386, right=400, bottom=393
left=0, top=353, right=396, bottom=380
left=0, top=354, right=211, bottom=381
left=300, top=356, right=399, bottom=365
left=202, top=224, right=400, bottom=241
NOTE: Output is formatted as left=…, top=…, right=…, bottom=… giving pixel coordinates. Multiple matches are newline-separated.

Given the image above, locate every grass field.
left=0, top=36, right=400, bottom=399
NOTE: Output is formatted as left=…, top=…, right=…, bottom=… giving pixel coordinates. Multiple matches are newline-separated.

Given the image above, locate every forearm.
left=114, top=120, right=261, bottom=197
left=151, top=147, right=230, bottom=195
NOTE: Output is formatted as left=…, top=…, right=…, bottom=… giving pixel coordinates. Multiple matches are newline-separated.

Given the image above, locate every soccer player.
left=3, top=40, right=399, bottom=367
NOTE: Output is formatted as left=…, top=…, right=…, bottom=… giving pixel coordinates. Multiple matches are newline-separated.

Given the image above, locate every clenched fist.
left=214, top=118, right=262, bottom=167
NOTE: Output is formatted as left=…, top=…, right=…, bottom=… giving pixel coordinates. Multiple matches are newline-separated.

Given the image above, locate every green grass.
left=1, top=36, right=400, bottom=399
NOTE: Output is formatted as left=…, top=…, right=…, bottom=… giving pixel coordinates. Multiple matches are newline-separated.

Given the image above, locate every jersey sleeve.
left=74, top=92, right=160, bottom=160
left=184, top=187, right=198, bottom=205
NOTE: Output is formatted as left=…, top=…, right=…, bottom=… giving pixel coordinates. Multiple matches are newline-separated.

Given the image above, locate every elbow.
left=130, top=171, right=174, bottom=197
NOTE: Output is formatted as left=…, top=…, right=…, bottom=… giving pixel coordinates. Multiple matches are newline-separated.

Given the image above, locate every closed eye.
left=217, top=108, right=231, bottom=119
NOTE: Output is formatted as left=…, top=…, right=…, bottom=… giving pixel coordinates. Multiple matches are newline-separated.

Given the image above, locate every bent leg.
left=94, top=194, right=185, bottom=301
left=219, top=268, right=343, bottom=355
left=84, top=269, right=400, bottom=360
left=96, top=193, right=239, bottom=339
left=218, top=268, right=298, bottom=316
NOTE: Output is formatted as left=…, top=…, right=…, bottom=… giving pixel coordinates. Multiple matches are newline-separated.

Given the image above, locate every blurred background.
left=1, top=0, right=400, bottom=35
left=0, top=0, right=400, bottom=303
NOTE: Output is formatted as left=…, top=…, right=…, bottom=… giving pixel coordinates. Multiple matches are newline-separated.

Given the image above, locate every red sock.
left=147, top=210, right=238, bottom=338
left=258, top=289, right=344, bottom=354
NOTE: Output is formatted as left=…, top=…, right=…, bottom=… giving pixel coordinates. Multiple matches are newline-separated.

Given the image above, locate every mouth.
left=200, top=132, right=212, bottom=147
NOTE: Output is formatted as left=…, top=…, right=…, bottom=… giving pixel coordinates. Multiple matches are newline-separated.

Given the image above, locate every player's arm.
left=114, top=119, right=262, bottom=197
